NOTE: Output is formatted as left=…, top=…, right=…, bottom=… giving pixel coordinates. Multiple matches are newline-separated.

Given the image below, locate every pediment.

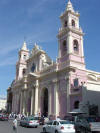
left=87, top=74, right=97, bottom=81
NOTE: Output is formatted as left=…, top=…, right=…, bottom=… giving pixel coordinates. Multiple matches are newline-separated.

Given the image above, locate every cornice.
left=86, top=69, right=100, bottom=75
left=87, top=80, right=100, bottom=85
left=57, top=26, right=84, bottom=39
left=60, top=10, right=80, bottom=19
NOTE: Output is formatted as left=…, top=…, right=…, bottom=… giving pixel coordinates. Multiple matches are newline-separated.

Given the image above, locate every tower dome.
left=21, top=41, right=28, bottom=51
left=66, top=0, right=74, bottom=12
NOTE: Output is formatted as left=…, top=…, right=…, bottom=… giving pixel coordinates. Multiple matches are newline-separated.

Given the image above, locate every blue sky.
left=0, top=0, right=100, bottom=97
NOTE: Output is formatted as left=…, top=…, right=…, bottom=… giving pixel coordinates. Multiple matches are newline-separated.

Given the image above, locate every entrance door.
left=43, top=88, right=48, bottom=117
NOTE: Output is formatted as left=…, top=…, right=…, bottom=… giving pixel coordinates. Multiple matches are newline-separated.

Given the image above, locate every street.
left=0, top=120, right=43, bottom=133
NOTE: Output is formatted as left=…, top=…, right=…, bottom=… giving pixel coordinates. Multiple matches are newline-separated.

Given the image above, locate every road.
left=0, top=120, right=43, bottom=133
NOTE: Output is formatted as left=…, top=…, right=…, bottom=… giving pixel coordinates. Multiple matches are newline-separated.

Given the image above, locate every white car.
left=20, top=116, right=39, bottom=127
left=43, top=120, right=75, bottom=133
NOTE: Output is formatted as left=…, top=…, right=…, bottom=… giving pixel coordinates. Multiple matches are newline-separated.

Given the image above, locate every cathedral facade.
left=7, top=1, right=100, bottom=118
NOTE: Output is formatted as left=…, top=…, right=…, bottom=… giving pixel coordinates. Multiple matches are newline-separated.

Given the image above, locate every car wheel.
left=20, top=122, right=22, bottom=126
left=35, top=126, right=37, bottom=128
left=75, top=130, right=80, bottom=133
left=55, top=130, right=58, bottom=133
left=81, top=128, right=86, bottom=133
left=43, top=127, right=46, bottom=133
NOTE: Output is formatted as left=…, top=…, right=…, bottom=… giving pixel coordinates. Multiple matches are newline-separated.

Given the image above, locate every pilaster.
left=66, top=76, right=70, bottom=113
left=67, top=32, right=73, bottom=54
left=81, top=36, right=84, bottom=57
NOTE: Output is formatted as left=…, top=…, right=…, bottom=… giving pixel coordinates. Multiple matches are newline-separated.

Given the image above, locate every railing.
left=39, top=63, right=57, bottom=75
left=58, top=25, right=82, bottom=35
left=70, top=85, right=82, bottom=95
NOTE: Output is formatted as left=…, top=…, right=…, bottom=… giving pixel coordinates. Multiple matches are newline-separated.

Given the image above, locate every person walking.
left=13, top=115, right=18, bottom=133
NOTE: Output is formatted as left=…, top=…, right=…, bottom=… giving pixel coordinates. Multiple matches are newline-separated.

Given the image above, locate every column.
left=34, top=80, right=39, bottom=115
left=58, top=40, right=61, bottom=58
left=22, top=90, right=27, bottom=115
left=15, top=93, right=17, bottom=113
left=22, top=76, right=28, bottom=115
left=48, top=88, right=52, bottom=115
left=20, top=91, right=23, bottom=114
left=12, top=93, right=14, bottom=112
left=54, top=80, right=59, bottom=117
left=31, top=89, right=34, bottom=115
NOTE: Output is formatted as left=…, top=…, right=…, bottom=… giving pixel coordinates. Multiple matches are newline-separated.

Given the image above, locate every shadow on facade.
left=82, top=87, right=100, bottom=116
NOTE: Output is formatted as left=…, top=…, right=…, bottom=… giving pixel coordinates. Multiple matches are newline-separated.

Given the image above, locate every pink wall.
left=70, top=95, right=82, bottom=111
left=59, top=79, right=67, bottom=118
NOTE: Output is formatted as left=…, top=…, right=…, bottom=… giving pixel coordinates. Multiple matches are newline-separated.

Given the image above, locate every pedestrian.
left=13, top=115, right=17, bottom=133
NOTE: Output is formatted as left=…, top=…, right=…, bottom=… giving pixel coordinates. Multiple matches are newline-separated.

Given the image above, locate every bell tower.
left=57, top=0, right=85, bottom=70
left=16, top=42, right=29, bottom=80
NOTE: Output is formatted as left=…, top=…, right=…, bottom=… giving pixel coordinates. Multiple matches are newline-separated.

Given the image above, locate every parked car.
left=20, top=116, right=39, bottom=128
left=74, top=115, right=91, bottom=133
left=43, top=120, right=75, bottom=133
left=29, top=116, right=45, bottom=125
left=0, top=114, right=8, bottom=121
left=86, top=116, right=100, bottom=132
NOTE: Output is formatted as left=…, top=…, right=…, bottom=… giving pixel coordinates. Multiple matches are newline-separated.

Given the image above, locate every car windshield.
left=33, top=117, right=39, bottom=120
left=77, top=116, right=88, bottom=123
left=25, top=118, right=29, bottom=121
left=28, top=117, right=38, bottom=121
left=3, top=115, right=7, bottom=117
left=87, top=117, right=100, bottom=122
left=60, top=121, right=71, bottom=124
left=47, top=121, right=53, bottom=125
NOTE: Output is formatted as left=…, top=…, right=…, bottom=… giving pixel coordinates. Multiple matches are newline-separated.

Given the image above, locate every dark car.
left=74, top=115, right=91, bottom=133
left=64, top=115, right=91, bottom=132
left=0, top=114, right=8, bottom=121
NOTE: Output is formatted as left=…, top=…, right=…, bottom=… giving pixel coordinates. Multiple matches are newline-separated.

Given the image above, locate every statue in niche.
left=40, top=54, right=49, bottom=68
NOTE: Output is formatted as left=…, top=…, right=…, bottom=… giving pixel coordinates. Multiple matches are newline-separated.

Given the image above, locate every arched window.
left=22, top=68, right=26, bottom=76
left=74, top=78, right=79, bottom=87
left=74, top=101, right=79, bottom=109
left=63, top=40, right=67, bottom=51
left=23, top=54, right=26, bottom=60
left=62, top=40, right=67, bottom=56
left=64, top=21, right=67, bottom=27
left=73, top=40, right=79, bottom=53
left=72, top=20, right=75, bottom=27
left=31, top=63, right=36, bottom=72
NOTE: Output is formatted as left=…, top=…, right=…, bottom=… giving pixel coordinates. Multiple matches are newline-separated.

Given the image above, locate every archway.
left=27, top=91, right=31, bottom=115
left=7, top=92, right=12, bottom=113
left=74, top=101, right=79, bottom=109
left=42, top=88, right=48, bottom=117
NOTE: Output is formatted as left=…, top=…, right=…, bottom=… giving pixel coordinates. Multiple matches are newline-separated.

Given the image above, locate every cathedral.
left=7, top=0, right=100, bottom=118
